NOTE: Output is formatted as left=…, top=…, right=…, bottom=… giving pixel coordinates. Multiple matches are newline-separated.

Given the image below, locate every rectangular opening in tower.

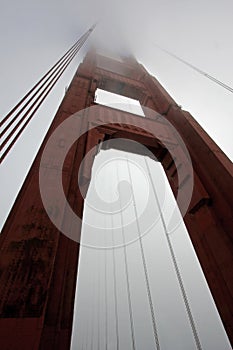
left=95, top=88, right=145, bottom=117
left=70, top=150, right=231, bottom=350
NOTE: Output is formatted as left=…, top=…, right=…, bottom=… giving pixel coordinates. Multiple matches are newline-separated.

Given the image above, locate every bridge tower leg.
left=0, top=50, right=232, bottom=349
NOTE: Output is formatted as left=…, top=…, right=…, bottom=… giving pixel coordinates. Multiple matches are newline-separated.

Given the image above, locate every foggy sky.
left=1, top=0, right=233, bottom=228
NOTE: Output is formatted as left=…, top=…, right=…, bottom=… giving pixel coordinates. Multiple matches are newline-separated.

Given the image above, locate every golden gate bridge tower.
left=0, top=27, right=233, bottom=349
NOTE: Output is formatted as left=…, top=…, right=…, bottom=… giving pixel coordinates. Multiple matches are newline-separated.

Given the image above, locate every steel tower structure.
left=0, top=50, right=232, bottom=349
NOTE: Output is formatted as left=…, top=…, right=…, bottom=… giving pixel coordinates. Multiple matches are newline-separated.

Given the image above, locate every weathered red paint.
left=0, top=51, right=232, bottom=349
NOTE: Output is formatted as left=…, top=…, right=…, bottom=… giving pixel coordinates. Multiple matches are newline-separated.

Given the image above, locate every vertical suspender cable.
left=84, top=304, right=90, bottom=350
left=110, top=210, right=120, bottom=350
left=96, top=256, right=101, bottom=350
left=144, top=157, right=203, bottom=350
left=116, top=162, right=136, bottom=350
left=90, top=291, right=94, bottom=350
left=80, top=319, right=86, bottom=350
left=82, top=248, right=95, bottom=350
left=80, top=306, right=88, bottom=350
left=104, top=229, right=108, bottom=350
left=126, top=156, right=160, bottom=350
left=92, top=250, right=101, bottom=350
left=90, top=249, right=98, bottom=350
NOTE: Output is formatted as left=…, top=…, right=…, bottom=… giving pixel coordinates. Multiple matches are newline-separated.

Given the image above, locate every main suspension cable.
left=0, top=39, right=84, bottom=152
left=116, top=162, right=136, bottom=350
left=144, top=156, right=203, bottom=350
left=1, top=48, right=78, bottom=161
left=0, top=32, right=88, bottom=139
left=153, top=43, right=233, bottom=94
left=126, top=156, right=160, bottom=350
left=0, top=25, right=95, bottom=128
left=0, top=25, right=95, bottom=163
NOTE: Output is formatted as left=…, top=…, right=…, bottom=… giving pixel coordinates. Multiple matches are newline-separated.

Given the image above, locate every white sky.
left=1, top=0, right=233, bottom=228
left=95, top=89, right=145, bottom=116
